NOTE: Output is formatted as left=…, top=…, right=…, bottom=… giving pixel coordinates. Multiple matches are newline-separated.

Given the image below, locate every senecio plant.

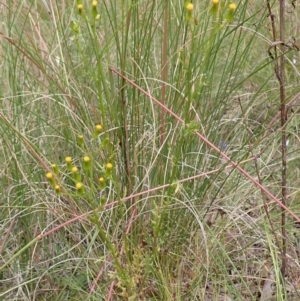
left=77, top=0, right=100, bottom=20
left=210, top=0, right=237, bottom=22
left=184, top=1, right=237, bottom=29
left=46, top=124, right=114, bottom=208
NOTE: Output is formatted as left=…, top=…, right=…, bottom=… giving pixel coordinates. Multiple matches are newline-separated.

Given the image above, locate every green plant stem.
left=279, top=0, right=287, bottom=278
left=161, top=0, right=168, bottom=146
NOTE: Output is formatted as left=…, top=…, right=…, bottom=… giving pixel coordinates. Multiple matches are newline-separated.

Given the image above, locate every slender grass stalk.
left=266, top=0, right=288, bottom=280
left=278, top=0, right=287, bottom=278
left=160, top=0, right=168, bottom=145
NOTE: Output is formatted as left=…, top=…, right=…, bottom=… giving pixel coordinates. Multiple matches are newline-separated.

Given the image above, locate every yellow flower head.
left=78, top=4, right=83, bottom=10
left=93, top=124, right=102, bottom=138
left=211, top=0, right=219, bottom=16
left=226, top=2, right=237, bottom=21
left=99, top=177, right=105, bottom=188
left=76, top=182, right=84, bottom=194
left=52, top=164, right=59, bottom=175
left=46, top=172, right=55, bottom=187
left=72, top=167, right=78, bottom=173
left=46, top=172, right=53, bottom=179
left=106, top=163, right=113, bottom=170
left=76, top=182, right=83, bottom=190
left=95, top=124, right=102, bottom=132
left=229, top=3, right=237, bottom=10
left=65, top=157, right=73, bottom=171
left=55, top=185, right=61, bottom=194
left=83, top=156, right=91, bottom=171
left=77, top=135, right=84, bottom=148
left=65, top=157, right=72, bottom=163
left=92, top=1, right=97, bottom=7
left=186, top=3, right=194, bottom=11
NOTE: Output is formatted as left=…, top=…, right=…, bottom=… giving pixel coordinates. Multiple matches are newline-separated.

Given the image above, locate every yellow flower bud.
left=95, top=124, right=102, bottom=131
left=92, top=1, right=98, bottom=18
left=78, top=4, right=83, bottom=15
left=226, top=3, right=237, bottom=22
left=55, top=185, right=61, bottom=194
left=46, top=172, right=53, bottom=179
left=83, top=156, right=91, bottom=171
left=65, top=157, right=73, bottom=172
left=185, top=2, right=194, bottom=21
left=93, top=124, right=102, bottom=138
left=229, top=3, right=237, bottom=10
left=77, top=135, right=84, bottom=148
left=76, top=182, right=84, bottom=194
left=186, top=3, right=193, bottom=11
left=72, top=166, right=81, bottom=182
left=106, top=163, right=113, bottom=170
left=211, top=0, right=219, bottom=16
left=52, top=164, right=59, bottom=175
left=46, top=172, right=56, bottom=187
left=65, top=157, right=72, bottom=163
left=99, top=176, right=105, bottom=189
